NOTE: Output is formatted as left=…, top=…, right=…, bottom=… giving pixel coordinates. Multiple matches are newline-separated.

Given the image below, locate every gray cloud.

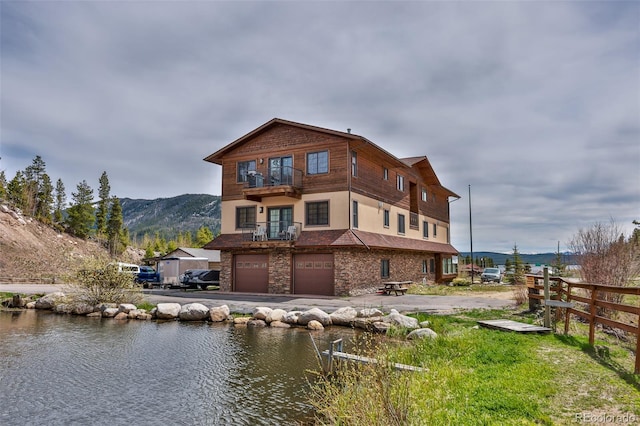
left=1, top=1, right=638, bottom=253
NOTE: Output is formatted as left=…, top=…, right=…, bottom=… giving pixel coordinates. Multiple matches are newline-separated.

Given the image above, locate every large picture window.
left=236, top=206, right=256, bottom=229
left=306, top=201, right=329, bottom=226
left=237, top=160, right=256, bottom=183
left=307, top=151, right=328, bottom=175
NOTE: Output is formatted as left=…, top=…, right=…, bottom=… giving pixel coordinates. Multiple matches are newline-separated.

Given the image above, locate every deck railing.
left=241, top=221, right=301, bottom=242
left=244, top=166, right=303, bottom=190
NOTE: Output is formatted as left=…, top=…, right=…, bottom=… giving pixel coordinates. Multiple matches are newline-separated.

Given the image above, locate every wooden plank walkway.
left=477, top=319, right=552, bottom=334
left=321, top=350, right=427, bottom=372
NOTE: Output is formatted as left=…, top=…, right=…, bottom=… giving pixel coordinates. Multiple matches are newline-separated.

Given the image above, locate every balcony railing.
left=410, top=212, right=419, bottom=230
left=243, top=166, right=303, bottom=201
left=241, top=221, right=301, bottom=242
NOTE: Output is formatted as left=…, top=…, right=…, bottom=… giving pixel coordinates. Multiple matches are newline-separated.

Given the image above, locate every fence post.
left=543, top=267, right=550, bottom=328
left=588, top=286, right=597, bottom=346
left=636, top=313, right=640, bottom=375
left=564, top=281, right=572, bottom=335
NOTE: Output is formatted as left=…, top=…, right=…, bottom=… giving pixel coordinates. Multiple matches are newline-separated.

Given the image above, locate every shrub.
left=64, top=259, right=142, bottom=306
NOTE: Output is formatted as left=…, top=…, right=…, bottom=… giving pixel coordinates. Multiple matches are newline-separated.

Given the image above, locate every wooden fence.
left=526, top=274, right=640, bottom=374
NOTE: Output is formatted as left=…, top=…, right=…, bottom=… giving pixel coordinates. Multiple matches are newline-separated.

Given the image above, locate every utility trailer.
left=157, top=257, right=209, bottom=287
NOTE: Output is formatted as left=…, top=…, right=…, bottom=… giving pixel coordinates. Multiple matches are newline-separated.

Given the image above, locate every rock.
left=102, top=307, right=120, bottom=318
left=298, top=308, right=331, bottom=326
left=114, top=312, right=129, bottom=320
left=155, top=303, right=182, bottom=320
left=307, top=320, right=324, bottom=330
left=137, top=313, right=153, bottom=320
left=54, top=304, right=72, bottom=314
left=209, top=305, right=230, bottom=322
left=233, top=317, right=251, bottom=325
left=330, top=307, right=358, bottom=326
left=353, top=318, right=371, bottom=331
left=99, top=303, right=118, bottom=312
left=127, top=309, right=147, bottom=319
left=35, top=292, right=65, bottom=310
left=372, top=321, right=391, bottom=334
left=383, top=310, right=419, bottom=329
left=266, top=308, right=287, bottom=324
left=269, top=321, right=291, bottom=328
left=86, top=312, right=102, bottom=318
left=72, top=303, right=95, bottom=315
left=419, top=320, right=431, bottom=328
left=407, top=328, right=438, bottom=340
left=359, top=308, right=383, bottom=318
left=252, top=307, right=272, bottom=321
left=118, top=303, right=137, bottom=314
left=282, top=311, right=302, bottom=324
left=26, top=301, right=36, bottom=309
left=247, top=319, right=267, bottom=327
left=179, top=303, right=210, bottom=321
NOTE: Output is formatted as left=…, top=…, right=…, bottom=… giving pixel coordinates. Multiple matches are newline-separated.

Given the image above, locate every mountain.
left=120, top=194, right=221, bottom=242
left=458, top=251, right=577, bottom=266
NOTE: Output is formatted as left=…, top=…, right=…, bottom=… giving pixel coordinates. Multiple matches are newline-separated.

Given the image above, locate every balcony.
left=243, top=166, right=303, bottom=201
left=241, top=221, right=301, bottom=245
left=410, top=212, right=419, bottom=230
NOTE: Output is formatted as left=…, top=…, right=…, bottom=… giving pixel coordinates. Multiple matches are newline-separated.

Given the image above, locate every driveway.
left=1, top=283, right=515, bottom=314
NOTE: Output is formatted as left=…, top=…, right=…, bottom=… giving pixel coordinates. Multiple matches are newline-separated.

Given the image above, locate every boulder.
left=209, top=305, right=230, bottom=322
left=358, top=308, right=383, bottom=318
left=114, top=312, right=129, bottom=320
left=419, top=320, right=431, bottom=328
left=407, top=328, right=438, bottom=340
left=179, top=303, right=210, bottom=321
left=26, top=301, right=36, bottom=309
left=307, top=320, right=324, bottom=331
left=372, top=321, right=391, bottom=334
left=282, top=311, right=302, bottom=324
left=86, top=312, right=102, bottom=318
left=72, top=303, right=95, bottom=315
left=127, top=309, right=148, bottom=319
left=54, top=304, right=72, bottom=314
left=156, top=303, right=182, bottom=320
left=330, top=307, right=358, bottom=326
left=247, top=319, right=267, bottom=328
left=383, top=310, right=419, bottom=330
left=99, top=303, right=118, bottom=312
left=118, top=303, right=138, bottom=314
left=266, top=308, right=287, bottom=324
left=298, top=308, right=331, bottom=326
left=233, top=317, right=251, bottom=325
left=102, top=307, right=120, bottom=318
left=35, top=292, right=66, bottom=310
left=252, top=307, right=272, bottom=321
left=269, top=321, right=291, bottom=328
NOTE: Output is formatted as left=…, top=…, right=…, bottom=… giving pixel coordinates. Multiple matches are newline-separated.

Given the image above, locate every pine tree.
left=66, top=180, right=94, bottom=239
left=35, top=173, right=54, bottom=223
left=23, top=156, right=46, bottom=216
left=95, top=171, right=110, bottom=238
left=196, top=226, right=214, bottom=247
left=7, top=171, right=27, bottom=210
left=511, top=243, right=525, bottom=284
left=106, top=196, right=124, bottom=255
left=53, top=178, right=66, bottom=229
left=0, top=170, right=7, bottom=200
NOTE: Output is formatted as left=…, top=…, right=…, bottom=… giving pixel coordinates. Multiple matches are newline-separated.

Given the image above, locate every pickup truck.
left=136, top=266, right=160, bottom=288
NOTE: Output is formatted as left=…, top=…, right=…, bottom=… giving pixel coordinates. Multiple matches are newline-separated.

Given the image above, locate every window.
left=422, top=188, right=428, bottom=202
left=423, top=221, right=429, bottom=238
left=383, top=167, right=389, bottom=180
left=352, top=200, right=358, bottom=228
left=306, top=201, right=329, bottom=226
left=307, top=151, right=328, bottom=175
left=398, top=213, right=405, bottom=234
left=351, top=151, right=357, bottom=176
left=433, top=223, right=437, bottom=237
left=381, top=259, right=390, bottom=278
left=237, top=160, right=256, bottom=183
left=383, top=209, right=390, bottom=228
left=236, top=206, right=256, bottom=229
left=430, top=258, right=435, bottom=273
left=422, top=260, right=428, bottom=274
left=397, top=174, right=404, bottom=191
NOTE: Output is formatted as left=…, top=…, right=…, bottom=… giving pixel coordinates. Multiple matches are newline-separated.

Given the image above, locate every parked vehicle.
left=179, top=269, right=220, bottom=290
left=481, top=267, right=502, bottom=283
left=136, top=266, right=160, bottom=288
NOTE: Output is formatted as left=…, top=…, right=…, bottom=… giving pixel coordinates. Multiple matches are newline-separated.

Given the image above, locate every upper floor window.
left=236, top=206, right=256, bottom=229
left=352, top=200, right=359, bottom=228
left=397, top=174, right=404, bottom=191
left=351, top=151, right=358, bottom=177
left=422, top=188, right=428, bottom=202
left=423, top=221, right=429, bottom=238
left=398, top=213, right=405, bottom=234
left=383, top=209, right=390, bottom=228
left=237, top=160, right=256, bottom=183
left=307, top=151, right=329, bottom=175
left=306, top=201, right=329, bottom=226
left=383, top=167, right=389, bottom=180
left=433, top=223, right=437, bottom=237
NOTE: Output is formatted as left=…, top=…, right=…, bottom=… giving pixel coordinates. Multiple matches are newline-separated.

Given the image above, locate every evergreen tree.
left=23, top=156, right=46, bottom=216
left=196, top=226, right=214, bottom=247
left=95, top=171, right=110, bottom=237
left=106, top=196, right=124, bottom=255
left=166, top=239, right=178, bottom=253
left=0, top=170, right=7, bottom=200
left=35, top=173, right=54, bottom=223
left=144, top=244, right=155, bottom=259
left=7, top=171, right=26, bottom=210
left=53, top=178, right=66, bottom=229
left=66, top=180, right=94, bottom=239
left=510, top=244, right=525, bottom=284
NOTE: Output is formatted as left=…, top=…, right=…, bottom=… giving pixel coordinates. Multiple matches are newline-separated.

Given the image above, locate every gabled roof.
left=165, top=247, right=220, bottom=262
left=401, top=156, right=460, bottom=199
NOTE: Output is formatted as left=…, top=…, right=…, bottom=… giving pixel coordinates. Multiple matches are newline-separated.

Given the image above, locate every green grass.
left=310, top=310, right=640, bottom=425
left=408, top=283, right=513, bottom=296
left=136, top=301, right=156, bottom=311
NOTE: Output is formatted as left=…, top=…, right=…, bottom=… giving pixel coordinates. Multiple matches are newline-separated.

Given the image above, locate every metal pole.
left=469, top=185, right=473, bottom=284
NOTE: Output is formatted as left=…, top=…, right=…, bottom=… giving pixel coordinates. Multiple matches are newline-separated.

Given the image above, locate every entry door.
left=268, top=207, right=292, bottom=239
left=269, top=156, right=293, bottom=186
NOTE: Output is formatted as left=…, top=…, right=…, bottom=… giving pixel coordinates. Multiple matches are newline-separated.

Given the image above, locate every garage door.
left=234, top=254, right=269, bottom=293
left=294, top=254, right=334, bottom=296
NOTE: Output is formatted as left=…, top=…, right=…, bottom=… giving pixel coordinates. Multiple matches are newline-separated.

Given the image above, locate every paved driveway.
left=1, top=283, right=515, bottom=314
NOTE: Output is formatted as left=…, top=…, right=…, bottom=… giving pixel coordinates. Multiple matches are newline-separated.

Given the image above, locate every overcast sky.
left=1, top=1, right=638, bottom=253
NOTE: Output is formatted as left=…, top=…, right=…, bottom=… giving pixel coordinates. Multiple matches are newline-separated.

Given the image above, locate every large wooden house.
left=204, top=118, right=459, bottom=296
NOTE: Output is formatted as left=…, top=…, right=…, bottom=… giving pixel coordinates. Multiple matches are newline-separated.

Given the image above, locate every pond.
left=0, top=310, right=364, bottom=425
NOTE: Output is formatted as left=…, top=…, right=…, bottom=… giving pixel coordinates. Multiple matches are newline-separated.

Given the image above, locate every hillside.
left=121, top=194, right=221, bottom=242
left=458, top=251, right=577, bottom=266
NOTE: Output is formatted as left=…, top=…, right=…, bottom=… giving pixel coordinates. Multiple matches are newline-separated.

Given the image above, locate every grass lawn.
left=311, top=308, right=639, bottom=425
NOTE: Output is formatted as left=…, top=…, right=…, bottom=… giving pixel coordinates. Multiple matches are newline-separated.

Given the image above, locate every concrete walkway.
left=1, top=283, right=515, bottom=314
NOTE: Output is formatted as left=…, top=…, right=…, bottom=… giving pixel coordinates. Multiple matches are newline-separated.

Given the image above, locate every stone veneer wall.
left=219, top=251, right=233, bottom=292
left=269, top=248, right=292, bottom=294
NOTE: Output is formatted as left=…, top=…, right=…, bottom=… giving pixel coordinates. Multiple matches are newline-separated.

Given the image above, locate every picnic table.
left=379, top=281, right=411, bottom=296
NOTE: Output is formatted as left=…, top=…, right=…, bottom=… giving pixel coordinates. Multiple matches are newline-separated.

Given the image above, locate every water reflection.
left=0, top=310, right=362, bottom=425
